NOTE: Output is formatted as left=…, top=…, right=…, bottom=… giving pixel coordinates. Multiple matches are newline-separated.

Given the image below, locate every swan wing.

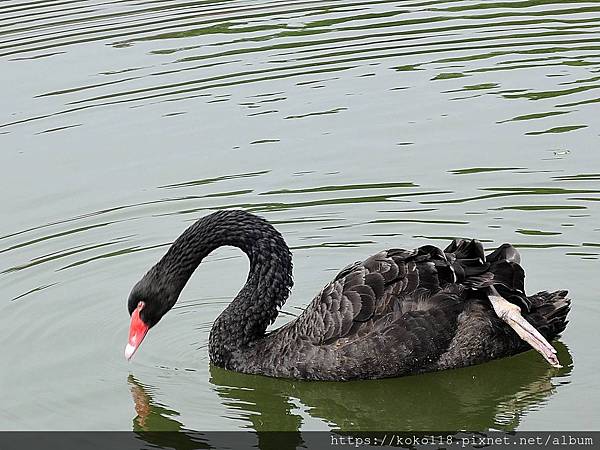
left=334, top=295, right=464, bottom=377
left=294, top=247, right=455, bottom=345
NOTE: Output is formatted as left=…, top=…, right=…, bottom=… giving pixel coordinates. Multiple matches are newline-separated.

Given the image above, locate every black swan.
left=126, top=210, right=570, bottom=380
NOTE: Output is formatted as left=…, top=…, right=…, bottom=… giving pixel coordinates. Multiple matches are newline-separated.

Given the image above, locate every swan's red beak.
left=125, top=302, right=149, bottom=361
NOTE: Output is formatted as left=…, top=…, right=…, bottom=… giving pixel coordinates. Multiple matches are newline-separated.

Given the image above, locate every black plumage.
left=127, top=210, right=570, bottom=381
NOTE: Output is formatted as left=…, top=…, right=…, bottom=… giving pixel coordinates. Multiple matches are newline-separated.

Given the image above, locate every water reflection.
left=128, top=343, right=572, bottom=433
left=129, top=375, right=211, bottom=449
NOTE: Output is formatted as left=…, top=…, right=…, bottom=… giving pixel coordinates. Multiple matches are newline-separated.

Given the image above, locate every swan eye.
left=137, top=301, right=145, bottom=310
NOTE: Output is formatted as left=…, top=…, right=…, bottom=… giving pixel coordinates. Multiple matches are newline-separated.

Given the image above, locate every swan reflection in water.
left=129, top=375, right=211, bottom=450
left=128, top=342, right=572, bottom=447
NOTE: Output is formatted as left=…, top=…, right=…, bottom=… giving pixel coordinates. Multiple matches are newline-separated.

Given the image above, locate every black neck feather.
left=153, top=210, right=293, bottom=367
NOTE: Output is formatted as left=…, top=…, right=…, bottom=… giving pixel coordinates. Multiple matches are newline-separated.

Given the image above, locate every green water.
left=1, top=0, right=599, bottom=433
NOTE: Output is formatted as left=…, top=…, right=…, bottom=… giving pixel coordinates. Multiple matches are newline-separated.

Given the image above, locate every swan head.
left=125, top=273, right=178, bottom=360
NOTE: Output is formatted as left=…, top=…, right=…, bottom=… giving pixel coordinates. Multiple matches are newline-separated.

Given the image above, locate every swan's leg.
left=487, top=286, right=561, bottom=368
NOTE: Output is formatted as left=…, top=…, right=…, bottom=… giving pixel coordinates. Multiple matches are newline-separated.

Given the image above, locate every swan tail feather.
left=524, top=290, right=571, bottom=341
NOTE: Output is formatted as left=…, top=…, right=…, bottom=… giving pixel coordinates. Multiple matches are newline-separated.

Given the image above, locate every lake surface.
left=1, top=0, right=599, bottom=435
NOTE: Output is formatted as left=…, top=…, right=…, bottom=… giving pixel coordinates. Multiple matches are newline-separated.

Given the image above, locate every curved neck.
left=153, top=210, right=293, bottom=366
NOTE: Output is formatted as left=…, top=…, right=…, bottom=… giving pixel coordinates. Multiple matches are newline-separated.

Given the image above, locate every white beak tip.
left=125, top=343, right=137, bottom=361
